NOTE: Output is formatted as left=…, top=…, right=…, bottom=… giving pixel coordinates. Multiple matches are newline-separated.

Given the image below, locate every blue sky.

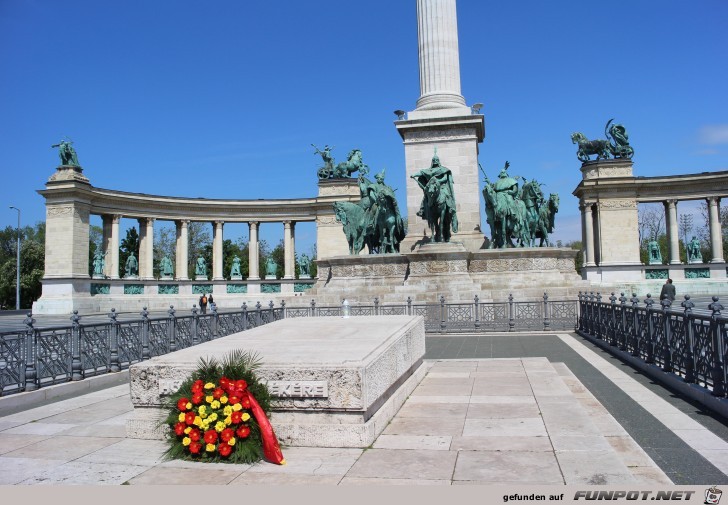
left=2, top=0, right=727, bottom=253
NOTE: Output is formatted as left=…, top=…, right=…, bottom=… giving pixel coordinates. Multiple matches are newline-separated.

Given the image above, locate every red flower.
left=212, top=387, right=225, bottom=400
left=220, top=427, right=235, bottom=442
left=189, top=441, right=202, bottom=454
left=219, top=377, right=231, bottom=391
left=204, top=429, right=218, bottom=444
left=228, top=396, right=240, bottom=405
left=191, top=393, right=204, bottom=405
left=191, top=380, right=204, bottom=393
left=177, top=397, right=190, bottom=411
left=235, top=379, right=248, bottom=392
left=189, top=428, right=201, bottom=441
left=218, top=443, right=232, bottom=457
left=236, top=425, right=250, bottom=439
left=240, top=397, right=251, bottom=409
left=174, top=422, right=186, bottom=436
left=230, top=410, right=243, bottom=424
left=185, top=411, right=196, bottom=425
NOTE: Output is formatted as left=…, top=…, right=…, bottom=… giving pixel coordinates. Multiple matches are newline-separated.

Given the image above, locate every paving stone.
left=449, top=435, right=552, bottom=452
left=2, top=435, right=122, bottom=461
left=394, top=402, right=468, bottom=418
left=462, top=418, right=547, bottom=437
left=556, top=449, right=637, bottom=485
left=470, top=382, right=532, bottom=396
left=245, top=447, right=362, bottom=475
left=2, top=422, right=80, bottom=436
left=469, top=395, right=537, bottom=405
left=347, top=449, right=457, bottom=480
left=606, top=436, right=662, bottom=468
left=406, top=395, right=471, bottom=404
left=629, top=465, right=673, bottom=485
left=339, top=476, right=450, bottom=485
left=373, top=435, right=451, bottom=451
left=230, top=473, right=343, bottom=485
left=550, top=435, right=612, bottom=452
left=0, top=457, right=65, bottom=485
left=0, top=433, right=51, bottom=455
left=19, top=461, right=149, bottom=485
left=56, top=423, right=127, bottom=438
left=76, top=438, right=168, bottom=466
left=466, top=403, right=540, bottom=419
left=412, top=384, right=474, bottom=396
left=127, top=465, right=243, bottom=485
left=453, top=450, right=563, bottom=484
left=382, top=416, right=465, bottom=436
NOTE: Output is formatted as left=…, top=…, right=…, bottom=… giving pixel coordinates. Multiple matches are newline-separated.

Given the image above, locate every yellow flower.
left=198, top=405, right=207, bottom=416
left=206, top=395, right=214, bottom=404
left=224, top=416, right=232, bottom=426
left=182, top=437, right=191, bottom=446
left=193, top=416, right=202, bottom=427
left=185, top=402, right=192, bottom=410
left=210, top=400, right=221, bottom=409
left=228, top=437, right=236, bottom=446
left=206, top=443, right=216, bottom=452
left=201, top=419, right=210, bottom=430
left=184, top=427, right=192, bottom=435
left=204, top=382, right=215, bottom=390
left=208, top=413, right=218, bottom=422
left=215, top=421, right=226, bottom=432
left=242, top=413, right=250, bottom=422
left=232, top=404, right=242, bottom=412
left=178, top=413, right=185, bottom=422
left=220, top=396, right=228, bottom=404
left=223, top=406, right=233, bottom=416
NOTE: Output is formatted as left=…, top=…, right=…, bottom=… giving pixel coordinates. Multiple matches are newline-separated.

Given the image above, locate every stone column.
left=664, top=200, right=680, bottom=264
left=283, top=221, right=294, bottom=279
left=248, top=221, right=260, bottom=280
left=110, top=215, right=121, bottom=279
left=138, top=218, right=155, bottom=279
left=212, top=221, right=224, bottom=280
left=583, top=204, right=596, bottom=267
left=175, top=220, right=189, bottom=280
left=708, top=197, right=725, bottom=263
left=415, top=0, right=466, bottom=111
left=101, top=215, right=113, bottom=278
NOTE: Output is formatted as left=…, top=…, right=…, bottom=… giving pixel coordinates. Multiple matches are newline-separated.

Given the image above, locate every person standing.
left=199, top=293, right=208, bottom=314
left=208, top=293, right=215, bottom=312
left=659, top=278, right=676, bottom=302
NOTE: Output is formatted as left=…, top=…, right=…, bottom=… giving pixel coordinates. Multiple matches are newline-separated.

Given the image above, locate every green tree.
left=153, top=226, right=176, bottom=278
left=268, top=240, right=285, bottom=279
left=187, top=222, right=211, bottom=279
left=563, top=240, right=583, bottom=274
left=0, top=223, right=45, bottom=309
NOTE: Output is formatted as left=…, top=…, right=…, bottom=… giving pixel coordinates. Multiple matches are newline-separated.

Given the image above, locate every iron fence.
left=577, top=292, right=728, bottom=396
left=0, top=294, right=577, bottom=397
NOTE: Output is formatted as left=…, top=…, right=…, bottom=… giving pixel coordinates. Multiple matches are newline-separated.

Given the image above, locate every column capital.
left=112, top=214, right=122, bottom=224
left=214, top=220, right=225, bottom=226
left=665, top=199, right=678, bottom=207
left=707, top=196, right=721, bottom=205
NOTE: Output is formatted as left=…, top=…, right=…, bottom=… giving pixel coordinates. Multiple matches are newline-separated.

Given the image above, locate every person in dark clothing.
left=199, top=294, right=208, bottom=314
left=659, top=278, right=676, bottom=302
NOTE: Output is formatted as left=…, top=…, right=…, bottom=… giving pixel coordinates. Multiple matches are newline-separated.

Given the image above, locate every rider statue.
left=358, top=169, right=405, bottom=253
left=51, top=139, right=80, bottom=167
left=312, top=144, right=335, bottom=176
left=411, top=149, right=458, bottom=242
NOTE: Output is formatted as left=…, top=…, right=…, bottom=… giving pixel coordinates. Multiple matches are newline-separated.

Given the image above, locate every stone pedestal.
left=230, top=275, right=242, bottom=281
left=315, top=179, right=362, bottom=260
left=195, top=275, right=208, bottom=281
left=265, top=275, right=277, bottom=280
left=126, top=316, right=426, bottom=448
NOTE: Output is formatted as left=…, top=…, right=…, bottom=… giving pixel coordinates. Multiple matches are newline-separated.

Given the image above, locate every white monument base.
left=126, top=315, right=425, bottom=448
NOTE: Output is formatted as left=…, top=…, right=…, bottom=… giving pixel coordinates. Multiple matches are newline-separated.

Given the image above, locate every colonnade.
left=99, top=215, right=299, bottom=280
left=580, top=196, right=724, bottom=267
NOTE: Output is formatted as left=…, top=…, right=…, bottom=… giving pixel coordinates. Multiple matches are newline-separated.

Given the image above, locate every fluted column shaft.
left=283, top=221, right=294, bottom=279
left=110, top=215, right=121, bottom=279
left=583, top=204, right=595, bottom=267
left=175, top=220, right=189, bottom=280
left=213, top=221, right=224, bottom=280
left=415, top=0, right=466, bottom=110
left=708, top=197, right=725, bottom=263
left=665, top=200, right=681, bottom=264
left=248, top=222, right=260, bottom=280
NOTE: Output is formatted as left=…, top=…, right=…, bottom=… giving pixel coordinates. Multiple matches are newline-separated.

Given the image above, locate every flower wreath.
left=163, top=349, right=285, bottom=465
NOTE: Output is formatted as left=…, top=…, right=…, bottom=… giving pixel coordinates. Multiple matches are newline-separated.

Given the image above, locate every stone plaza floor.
left=0, top=332, right=726, bottom=485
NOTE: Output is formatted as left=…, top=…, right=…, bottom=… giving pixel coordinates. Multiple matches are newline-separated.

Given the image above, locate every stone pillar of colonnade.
left=213, top=221, right=224, bottom=281
left=175, top=220, right=189, bottom=280
left=138, top=218, right=155, bottom=279
left=582, top=203, right=596, bottom=267
left=110, top=215, right=121, bottom=279
left=248, top=222, right=260, bottom=280
left=283, top=221, right=295, bottom=279
left=665, top=200, right=681, bottom=265
left=102, top=215, right=113, bottom=278
left=708, top=197, right=725, bottom=263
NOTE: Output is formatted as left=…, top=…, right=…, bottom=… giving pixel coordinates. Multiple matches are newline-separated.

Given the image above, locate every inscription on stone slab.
left=267, top=381, right=328, bottom=398
left=158, top=379, right=329, bottom=398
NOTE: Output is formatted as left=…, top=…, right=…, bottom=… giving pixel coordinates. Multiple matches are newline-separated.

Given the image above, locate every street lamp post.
left=9, top=206, right=20, bottom=310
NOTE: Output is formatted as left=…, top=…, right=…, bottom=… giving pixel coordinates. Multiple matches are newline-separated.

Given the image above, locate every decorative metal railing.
left=0, top=294, right=577, bottom=397
left=576, top=291, right=727, bottom=397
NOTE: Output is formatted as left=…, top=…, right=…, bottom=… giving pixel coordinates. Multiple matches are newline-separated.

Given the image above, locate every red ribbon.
left=246, top=391, right=286, bottom=465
